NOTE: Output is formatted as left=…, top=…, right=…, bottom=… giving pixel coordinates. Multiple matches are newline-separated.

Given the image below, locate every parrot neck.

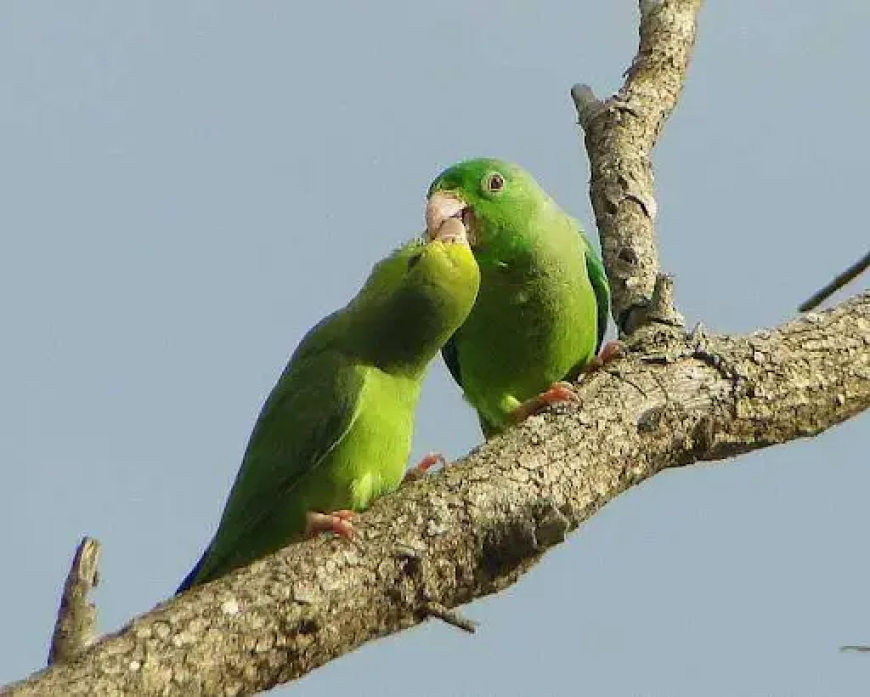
left=474, top=202, right=557, bottom=270
left=343, top=291, right=460, bottom=378
left=476, top=228, right=544, bottom=274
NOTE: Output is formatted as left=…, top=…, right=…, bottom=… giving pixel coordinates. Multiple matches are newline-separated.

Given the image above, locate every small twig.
left=645, top=273, right=685, bottom=327
left=48, top=537, right=101, bottom=665
left=423, top=602, right=477, bottom=634
left=799, top=250, right=870, bottom=312
left=571, top=84, right=606, bottom=130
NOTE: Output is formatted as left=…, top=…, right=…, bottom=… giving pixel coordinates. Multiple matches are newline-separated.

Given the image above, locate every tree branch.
left=5, top=291, right=869, bottom=697
left=572, top=0, right=703, bottom=334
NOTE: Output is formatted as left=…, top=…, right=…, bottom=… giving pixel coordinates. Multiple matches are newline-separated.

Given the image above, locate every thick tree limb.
left=5, top=291, right=869, bottom=697
left=48, top=537, right=101, bottom=666
left=572, top=0, right=703, bottom=334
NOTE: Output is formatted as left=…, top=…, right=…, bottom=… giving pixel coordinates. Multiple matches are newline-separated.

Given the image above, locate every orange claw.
left=403, top=452, right=447, bottom=483
left=507, top=343, right=624, bottom=426
left=582, top=340, right=625, bottom=374
left=509, top=381, right=579, bottom=424
left=305, top=510, right=355, bottom=539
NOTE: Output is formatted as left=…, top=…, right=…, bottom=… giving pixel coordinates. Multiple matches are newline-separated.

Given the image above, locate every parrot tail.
left=176, top=553, right=207, bottom=594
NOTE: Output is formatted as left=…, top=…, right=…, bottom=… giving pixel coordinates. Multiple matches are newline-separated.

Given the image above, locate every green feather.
left=179, top=237, right=480, bottom=590
left=431, top=158, right=610, bottom=436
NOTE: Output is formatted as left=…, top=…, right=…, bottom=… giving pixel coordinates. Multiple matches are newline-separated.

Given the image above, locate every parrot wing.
left=441, top=334, right=464, bottom=390
left=179, top=345, right=366, bottom=590
left=582, top=231, right=611, bottom=351
left=441, top=336, right=498, bottom=435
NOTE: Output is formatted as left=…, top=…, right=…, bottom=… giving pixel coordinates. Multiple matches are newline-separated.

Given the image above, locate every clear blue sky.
left=2, top=2, right=868, bottom=695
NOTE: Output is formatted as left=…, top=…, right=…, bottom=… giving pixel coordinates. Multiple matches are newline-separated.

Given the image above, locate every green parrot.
left=425, top=158, right=614, bottom=437
left=178, top=219, right=479, bottom=591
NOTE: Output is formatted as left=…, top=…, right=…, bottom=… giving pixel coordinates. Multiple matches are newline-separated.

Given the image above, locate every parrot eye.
left=484, top=172, right=505, bottom=194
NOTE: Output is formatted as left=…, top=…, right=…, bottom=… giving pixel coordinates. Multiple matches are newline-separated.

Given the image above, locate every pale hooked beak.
left=430, top=217, right=468, bottom=245
left=425, top=191, right=468, bottom=242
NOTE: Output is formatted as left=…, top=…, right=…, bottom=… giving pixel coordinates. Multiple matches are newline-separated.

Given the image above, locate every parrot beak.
left=430, top=217, right=469, bottom=245
left=425, top=191, right=474, bottom=244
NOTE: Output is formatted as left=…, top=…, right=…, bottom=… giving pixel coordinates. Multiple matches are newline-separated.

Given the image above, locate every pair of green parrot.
left=177, top=158, right=611, bottom=592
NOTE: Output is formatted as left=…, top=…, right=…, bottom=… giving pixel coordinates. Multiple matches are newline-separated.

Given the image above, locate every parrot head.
left=346, top=220, right=480, bottom=374
left=424, top=158, right=549, bottom=265
left=361, top=218, right=478, bottom=304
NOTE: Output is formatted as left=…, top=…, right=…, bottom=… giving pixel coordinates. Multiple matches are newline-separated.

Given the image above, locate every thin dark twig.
left=423, top=602, right=477, bottom=634
left=799, top=251, right=870, bottom=312
left=840, top=645, right=870, bottom=653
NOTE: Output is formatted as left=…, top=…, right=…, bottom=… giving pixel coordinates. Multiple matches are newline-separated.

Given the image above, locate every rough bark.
left=47, top=537, right=101, bottom=665
left=4, top=292, right=869, bottom=697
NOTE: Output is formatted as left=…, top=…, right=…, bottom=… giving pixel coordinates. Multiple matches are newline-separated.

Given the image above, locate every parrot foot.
left=305, top=510, right=355, bottom=539
left=582, top=340, right=625, bottom=374
left=403, top=452, right=447, bottom=483
left=509, top=381, right=579, bottom=424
